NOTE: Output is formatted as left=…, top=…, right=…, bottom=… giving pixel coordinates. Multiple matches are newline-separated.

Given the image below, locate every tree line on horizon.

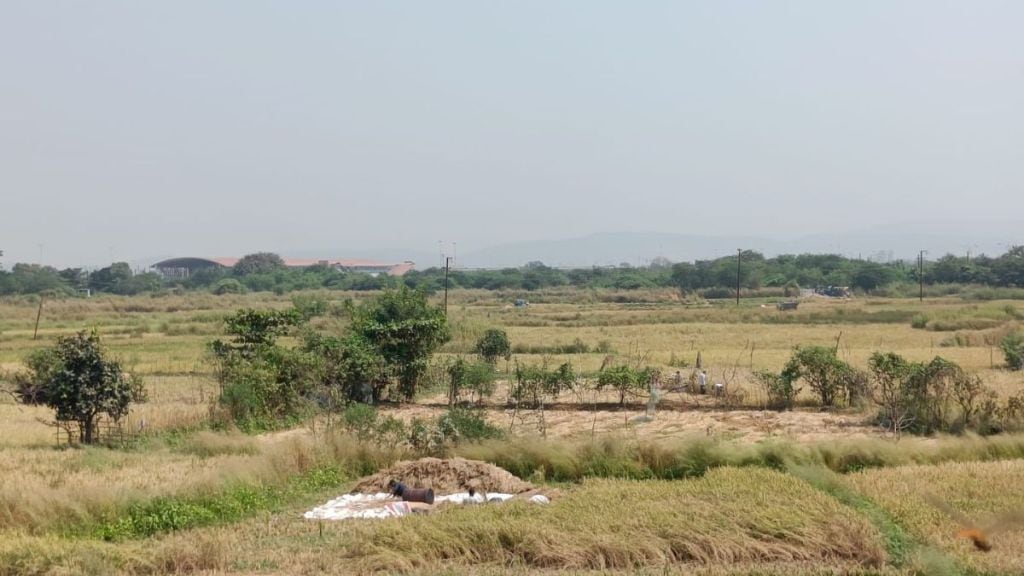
left=1, top=247, right=1023, bottom=298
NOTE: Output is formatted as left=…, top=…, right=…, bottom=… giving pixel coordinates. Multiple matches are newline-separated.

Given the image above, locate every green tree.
left=1002, top=332, right=1024, bottom=371
left=232, top=252, right=286, bottom=276
left=752, top=369, right=801, bottom=411
left=993, top=246, right=1024, bottom=287
left=474, top=328, right=511, bottom=365
left=211, top=309, right=315, bottom=430
left=304, top=332, right=387, bottom=403
left=350, top=287, right=449, bottom=400
left=214, top=308, right=302, bottom=353
left=88, top=262, right=133, bottom=293
left=511, top=361, right=575, bottom=407
left=7, top=264, right=69, bottom=294
left=850, top=262, right=898, bottom=292
left=447, top=358, right=496, bottom=406
left=782, top=346, right=854, bottom=407
left=596, top=364, right=657, bottom=406
left=868, top=351, right=916, bottom=436
left=39, top=331, right=143, bottom=444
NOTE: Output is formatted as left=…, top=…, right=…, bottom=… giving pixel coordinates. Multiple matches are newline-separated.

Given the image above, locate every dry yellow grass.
left=0, top=430, right=358, bottom=534
left=850, top=459, right=1024, bottom=575
left=198, top=467, right=886, bottom=574
left=1, top=291, right=1023, bottom=575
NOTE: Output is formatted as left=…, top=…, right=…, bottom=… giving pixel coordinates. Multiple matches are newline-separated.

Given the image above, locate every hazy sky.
left=2, top=1, right=1022, bottom=267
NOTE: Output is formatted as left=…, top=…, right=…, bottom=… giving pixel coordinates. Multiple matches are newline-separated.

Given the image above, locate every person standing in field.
left=698, top=370, right=707, bottom=394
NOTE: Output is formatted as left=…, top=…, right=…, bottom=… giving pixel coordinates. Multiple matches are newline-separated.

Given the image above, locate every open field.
left=2, top=290, right=1024, bottom=574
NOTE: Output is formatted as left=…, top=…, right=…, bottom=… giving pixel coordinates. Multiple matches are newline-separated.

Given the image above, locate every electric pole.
left=736, top=248, right=742, bottom=306
left=444, top=256, right=452, bottom=316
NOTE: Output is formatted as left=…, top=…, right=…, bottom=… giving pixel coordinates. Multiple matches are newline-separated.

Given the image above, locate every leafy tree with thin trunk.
left=351, top=287, right=449, bottom=401
left=474, top=328, right=511, bottom=365
left=41, top=331, right=143, bottom=444
left=782, top=346, right=853, bottom=408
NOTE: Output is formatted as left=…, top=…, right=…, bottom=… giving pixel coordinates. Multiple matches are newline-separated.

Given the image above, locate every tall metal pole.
left=444, top=256, right=452, bottom=316
left=736, top=248, right=742, bottom=306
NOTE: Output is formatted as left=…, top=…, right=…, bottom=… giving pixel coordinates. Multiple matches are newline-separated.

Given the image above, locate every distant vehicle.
left=776, top=301, right=798, bottom=311
left=514, top=298, right=529, bottom=308
left=816, top=286, right=852, bottom=298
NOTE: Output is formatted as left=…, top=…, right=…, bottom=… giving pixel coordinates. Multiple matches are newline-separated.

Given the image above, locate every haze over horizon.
left=2, top=2, right=1022, bottom=268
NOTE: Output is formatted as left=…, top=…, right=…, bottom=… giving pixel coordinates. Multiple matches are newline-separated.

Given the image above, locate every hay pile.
left=353, top=457, right=534, bottom=495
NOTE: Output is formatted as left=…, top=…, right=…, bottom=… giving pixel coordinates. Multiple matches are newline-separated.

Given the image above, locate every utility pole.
left=736, top=248, right=742, bottom=306
left=918, top=250, right=927, bottom=302
left=443, top=256, right=452, bottom=316
left=33, top=294, right=45, bottom=340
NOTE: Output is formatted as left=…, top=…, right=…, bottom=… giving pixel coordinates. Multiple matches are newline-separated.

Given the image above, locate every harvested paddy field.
left=2, top=290, right=1024, bottom=574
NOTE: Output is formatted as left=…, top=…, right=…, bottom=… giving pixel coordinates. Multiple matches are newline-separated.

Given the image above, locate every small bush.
left=447, top=358, right=496, bottom=405
left=211, top=279, right=245, bottom=295
left=752, top=370, right=800, bottom=411
left=474, top=328, right=511, bottom=364
left=437, top=407, right=504, bottom=442
left=11, top=347, right=61, bottom=405
left=1002, top=332, right=1024, bottom=370
left=342, top=403, right=379, bottom=441
left=291, top=294, right=328, bottom=320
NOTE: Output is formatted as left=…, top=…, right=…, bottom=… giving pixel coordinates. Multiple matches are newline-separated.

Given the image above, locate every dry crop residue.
left=353, top=457, right=534, bottom=494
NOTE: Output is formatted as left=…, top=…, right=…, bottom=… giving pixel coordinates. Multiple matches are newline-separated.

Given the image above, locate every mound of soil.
left=353, top=457, right=534, bottom=495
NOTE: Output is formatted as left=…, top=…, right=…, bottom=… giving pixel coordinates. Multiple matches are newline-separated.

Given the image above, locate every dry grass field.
left=1, top=289, right=1024, bottom=575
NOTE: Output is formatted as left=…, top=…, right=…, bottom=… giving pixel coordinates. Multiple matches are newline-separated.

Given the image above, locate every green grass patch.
left=89, top=466, right=345, bottom=541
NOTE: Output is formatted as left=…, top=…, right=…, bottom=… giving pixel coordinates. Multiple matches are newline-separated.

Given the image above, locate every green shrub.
left=596, top=364, right=657, bottom=406
left=446, top=358, right=496, bottom=405
left=752, top=369, right=801, bottom=411
left=291, top=294, right=328, bottom=320
left=473, top=328, right=511, bottom=364
left=1002, top=332, right=1024, bottom=370
left=211, top=279, right=245, bottom=295
left=10, top=347, right=61, bottom=405
left=782, top=346, right=854, bottom=408
left=342, top=403, right=379, bottom=441
left=437, top=407, right=504, bottom=442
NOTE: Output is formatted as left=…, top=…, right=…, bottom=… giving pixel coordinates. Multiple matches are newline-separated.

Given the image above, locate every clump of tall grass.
left=456, top=433, right=1024, bottom=481
left=511, top=338, right=592, bottom=355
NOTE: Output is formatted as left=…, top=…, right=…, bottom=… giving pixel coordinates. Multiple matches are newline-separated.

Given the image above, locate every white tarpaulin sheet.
left=303, top=491, right=545, bottom=521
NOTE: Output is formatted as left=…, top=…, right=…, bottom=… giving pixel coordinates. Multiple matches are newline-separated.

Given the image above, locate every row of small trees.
left=754, top=345, right=1021, bottom=436
left=210, top=287, right=450, bottom=430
